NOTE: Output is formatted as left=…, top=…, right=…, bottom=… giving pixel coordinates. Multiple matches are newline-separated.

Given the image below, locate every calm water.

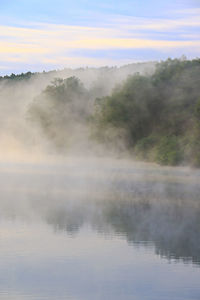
left=0, top=158, right=200, bottom=300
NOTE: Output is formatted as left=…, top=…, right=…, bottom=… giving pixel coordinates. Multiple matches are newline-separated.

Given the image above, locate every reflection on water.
left=0, top=158, right=200, bottom=299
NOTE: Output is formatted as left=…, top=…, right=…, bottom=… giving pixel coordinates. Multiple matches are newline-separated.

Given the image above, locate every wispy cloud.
left=0, top=8, right=199, bottom=73
left=174, top=8, right=200, bottom=15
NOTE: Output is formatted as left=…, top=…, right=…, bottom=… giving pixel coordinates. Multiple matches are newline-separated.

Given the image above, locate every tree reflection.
left=0, top=164, right=200, bottom=265
left=38, top=179, right=200, bottom=265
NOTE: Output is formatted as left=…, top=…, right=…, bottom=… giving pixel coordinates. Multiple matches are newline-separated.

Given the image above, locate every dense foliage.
left=0, top=71, right=34, bottom=81
left=94, top=58, right=200, bottom=166
left=25, top=58, right=200, bottom=166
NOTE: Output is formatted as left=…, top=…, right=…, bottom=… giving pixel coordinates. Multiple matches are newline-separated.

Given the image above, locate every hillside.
left=94, top=58, right=200, bottom=166
left=1, top=58, right=200, bottom=167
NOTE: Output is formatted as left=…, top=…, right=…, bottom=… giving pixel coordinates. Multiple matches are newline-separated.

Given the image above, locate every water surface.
left=0, top=158, right=200, bottom=300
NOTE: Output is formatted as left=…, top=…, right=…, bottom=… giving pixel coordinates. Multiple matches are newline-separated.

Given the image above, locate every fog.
left=0, top=62, right=156, bottom=161
left=0, top=61, right=199, bottom=267
left=0, top=158, right=200, bottom=266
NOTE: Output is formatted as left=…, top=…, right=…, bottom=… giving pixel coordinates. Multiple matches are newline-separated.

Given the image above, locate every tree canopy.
left=94, top=58, right=200, bottom=166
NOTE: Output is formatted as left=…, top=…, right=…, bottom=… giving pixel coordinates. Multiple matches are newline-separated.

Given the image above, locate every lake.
left=0, top=157, right=200, bottom=300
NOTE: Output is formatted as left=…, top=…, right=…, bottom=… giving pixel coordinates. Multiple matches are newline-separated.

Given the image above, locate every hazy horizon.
left=0, top=0, right=200, bottom=75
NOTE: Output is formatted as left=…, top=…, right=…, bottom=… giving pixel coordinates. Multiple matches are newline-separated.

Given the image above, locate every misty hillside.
left=94, top=58, right=200, bottom=166
left=1, top=58, right=200, bottom=167
left=0, top=61, right=156, bottom=157
left=0, top=61, right=156, bottom=93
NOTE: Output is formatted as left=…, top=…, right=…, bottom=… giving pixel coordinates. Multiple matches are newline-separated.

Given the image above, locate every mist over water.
left=0, top=62, right=200, bottom=299
left=0, top=158, right=200, bottom=299
left=1, top=158, right=200, bottom=264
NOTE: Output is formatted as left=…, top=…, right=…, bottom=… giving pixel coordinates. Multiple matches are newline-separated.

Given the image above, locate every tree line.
left=27, top=57, right=200, bottom=166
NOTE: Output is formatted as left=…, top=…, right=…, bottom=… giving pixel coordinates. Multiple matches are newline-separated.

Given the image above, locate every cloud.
left=175, top=8, right=200, bottom=15
left=65, top=38, right=200, bottom=49
left=0, top=22, right=199, bottom=51
left=0, top=65, right=10, bottom=70
left=108, top=13, right=200, bottom=32
left=0, top=11, right=199, bottom=73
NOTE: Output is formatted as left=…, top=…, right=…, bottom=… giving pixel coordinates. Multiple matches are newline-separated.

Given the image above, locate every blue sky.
left=0, top=0, right=199, bottom=74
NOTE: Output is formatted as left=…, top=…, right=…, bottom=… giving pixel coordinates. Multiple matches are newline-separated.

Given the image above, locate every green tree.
left=28, top=77, right=89, bottom=150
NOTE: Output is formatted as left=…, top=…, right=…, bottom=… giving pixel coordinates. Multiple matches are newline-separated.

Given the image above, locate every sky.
left=0, top=0, right=200, bottom=75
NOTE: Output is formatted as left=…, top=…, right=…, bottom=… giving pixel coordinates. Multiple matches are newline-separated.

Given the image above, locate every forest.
left=1, top=58, right=200, bottom=166
left=93, top=58, right=200, bottom=166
